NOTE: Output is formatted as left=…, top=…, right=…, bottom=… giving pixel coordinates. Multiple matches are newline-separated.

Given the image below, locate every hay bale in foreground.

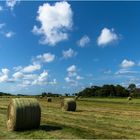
left=47, top=97, right=52, bottom=102
left=61, top=98, right=76, bottom=111
left=7, top=98, right=41, bottom=131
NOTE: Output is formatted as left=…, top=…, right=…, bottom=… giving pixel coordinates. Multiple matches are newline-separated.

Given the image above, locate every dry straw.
left=61, top=98, right=76, bottom=111
left=7, top=98, right=41, bottom=131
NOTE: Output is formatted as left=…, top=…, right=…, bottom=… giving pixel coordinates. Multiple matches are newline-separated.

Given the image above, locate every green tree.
left=128, top=84, right=136, bottom=93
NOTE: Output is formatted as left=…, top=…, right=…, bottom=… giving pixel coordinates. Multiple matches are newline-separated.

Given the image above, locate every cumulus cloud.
left=62, top=48, right=77, bottom=59
left=34, top=53, right=55, bottom=64
left=120, top=59, right=135, bottom=68
left=12, top=71, right=24, bottom=80
left=32, top=1, right=73, bottom=46
left=32, top=70, right=48, bottom=85
left=5, top=31, right=15, bottom=38
left=21, top=63, right=41, bottom=73
left=67, top=65, right=76, bottom=73
left=97, top=28, right=118, bottom=46
left=6, top=0, right=19, bottom=10
left=65, top=65, right=83, bottom=85
left=77, top=35, right=90, bottom=47
left=0, top=68, right=10, bottom=82
left=12, top=71, right=38, bottom=81
left=12, top=69, right=56, bottom=87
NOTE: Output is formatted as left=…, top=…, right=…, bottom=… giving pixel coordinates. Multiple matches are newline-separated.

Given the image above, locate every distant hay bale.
left=7, top=98, right=41, bottom=131
left=47, top=97, right=52, bottom=102
left=128, top=96, right=132, bottom=101
left=61, top=98, right=76, bottom=111
left=74, top=96, right=79, bottom=101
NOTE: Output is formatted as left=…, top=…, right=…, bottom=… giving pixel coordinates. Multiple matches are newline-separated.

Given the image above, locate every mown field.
left=0, top=97, right=140, bottom=139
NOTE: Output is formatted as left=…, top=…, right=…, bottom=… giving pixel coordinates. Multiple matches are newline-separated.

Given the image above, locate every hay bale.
left=61, top=98, right=76, bottom=111
left=128, top=96, right=132, bottom=100
left=74, top=96, right=79, bottom=101
left=47, top=97, right=52, bottom=102
left=7, top=98, right=41, bottom=131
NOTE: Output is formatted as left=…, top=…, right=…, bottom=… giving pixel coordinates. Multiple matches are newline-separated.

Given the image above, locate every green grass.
left=0, top=97, right=140, bottom=139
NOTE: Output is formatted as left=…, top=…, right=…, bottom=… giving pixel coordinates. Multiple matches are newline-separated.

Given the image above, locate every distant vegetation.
left=0, top=92, right=12, bottom=96
left=77, top=84, right=140, bottom=98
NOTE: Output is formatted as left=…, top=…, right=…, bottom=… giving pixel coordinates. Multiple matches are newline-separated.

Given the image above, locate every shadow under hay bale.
left=47, top=97, right=52, bottom=102
left=7, top=98, right=41, bottom=131
left=61, top=98, right=76, bottom=111
left=40, top=124, right=62, bottom=132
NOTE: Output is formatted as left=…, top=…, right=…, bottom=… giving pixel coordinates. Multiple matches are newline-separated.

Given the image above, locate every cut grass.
left=0, top=97, right=140, bottom=139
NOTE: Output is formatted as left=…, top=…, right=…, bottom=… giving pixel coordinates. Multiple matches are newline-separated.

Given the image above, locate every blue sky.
left=0, top=1, right=140, bottom=95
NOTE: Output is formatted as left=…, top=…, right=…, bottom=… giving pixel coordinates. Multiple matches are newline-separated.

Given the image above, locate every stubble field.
left=0, top=97, right=140, bottom=139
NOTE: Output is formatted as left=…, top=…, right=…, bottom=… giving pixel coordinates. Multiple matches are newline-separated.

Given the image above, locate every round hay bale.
left=47, top=97, right=52, bottom=102
left=128, top=96, right=132, bottom=101
left=74, top=96, right=79, bottom=101
left=7, top=98, right=41, bottom=131
left=61, top=98, right=76, bottom=111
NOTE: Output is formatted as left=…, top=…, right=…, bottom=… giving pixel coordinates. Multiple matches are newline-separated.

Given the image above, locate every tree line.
left=76, top=84, right=139, bottom=97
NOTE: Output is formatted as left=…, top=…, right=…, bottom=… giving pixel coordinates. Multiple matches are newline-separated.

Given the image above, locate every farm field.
left=0, top=97, right=140, bottom=139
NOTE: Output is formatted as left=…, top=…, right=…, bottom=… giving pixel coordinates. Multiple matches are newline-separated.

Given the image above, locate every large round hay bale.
left=7, top=98, right=41, bottom=131
left=61, top=98, right=76, bottom=111
left=47, top=97, right=52, bottom=102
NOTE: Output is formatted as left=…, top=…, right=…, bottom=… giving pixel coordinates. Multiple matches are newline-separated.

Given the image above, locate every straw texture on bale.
left=7, top=98, right=41, bottom=131
left=47, top=97, right=52, bottom=102
left=61, top=98, right=76, bottom=111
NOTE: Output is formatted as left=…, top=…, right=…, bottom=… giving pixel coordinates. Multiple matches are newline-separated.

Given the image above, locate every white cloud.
left=21, top=63, right=41, bottom=73
left=67, top=65, right=76, bottom=72
left=68, top=71, right=77, bottom=77
left=23, top=74, right=38, bottom=80
left=34, top=53, right=55, bottom=63
left=62, top=48, right=77, bottom=59
left=115, top=69, right=139, bottom=75
left=65, top=76, right=72, bottom=82
left=5, top=31, right=15, bottom=38
left=2, top=68, right=9, bottom=75
left=97, top=28, right=118, bottom=46
left=12, top=71, right=38, bottom=81
left=77, top=35, right=90, bottom=47
left=6, top=0, right=19, bottom=10
left=0, top=68, right=10, bottom=82
left=12, top=72, right=23, bottom=80
left=32, top=1, right=73, bottom=46
left=32, top=70, right=48, bottom=85
left=120, top=59, right=135, bottom=68
left=76, top=75, right=83, bottom=80
left=65, top=65, right=83, bottom=86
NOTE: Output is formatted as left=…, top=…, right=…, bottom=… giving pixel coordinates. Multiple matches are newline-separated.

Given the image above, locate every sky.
left=0, top=0, right=140, bottom=95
